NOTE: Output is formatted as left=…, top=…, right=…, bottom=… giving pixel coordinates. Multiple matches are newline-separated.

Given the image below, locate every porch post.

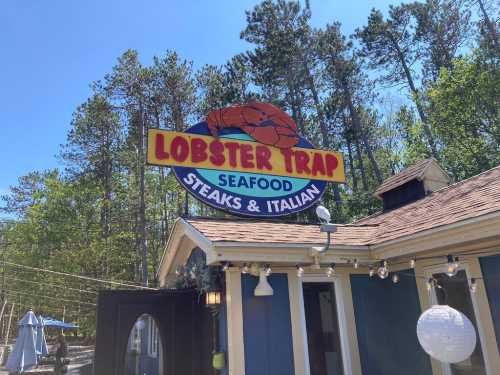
left=225, top=268, right=245, bottom=375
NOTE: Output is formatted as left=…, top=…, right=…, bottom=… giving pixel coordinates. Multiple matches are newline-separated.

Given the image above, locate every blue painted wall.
left=350, top=271, right=432, bottom=375
left=241, top=273, right=295, bottom=375
left=479, top=255, right=500, bottom=350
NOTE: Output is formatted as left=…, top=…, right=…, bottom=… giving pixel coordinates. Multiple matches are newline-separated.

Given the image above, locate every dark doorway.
left=434, top=270, right=486, bottom=375
left=303, top=282, right=344, bottom=375
left=94, top=289, right=214, bottom=375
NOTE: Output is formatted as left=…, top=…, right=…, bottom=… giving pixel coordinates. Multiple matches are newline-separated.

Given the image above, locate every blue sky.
left=0, top=0, right=401, bottom=199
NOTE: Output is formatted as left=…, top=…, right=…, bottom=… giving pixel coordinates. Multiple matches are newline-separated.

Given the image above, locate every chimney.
left=374, top=159, right=450, bottom=211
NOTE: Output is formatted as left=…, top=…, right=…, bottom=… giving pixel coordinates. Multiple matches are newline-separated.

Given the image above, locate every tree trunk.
left=387, top=32, right=439, bottom=157
left=477, top=0, right=499, bottom=50
left=346, top=137, right=358, bottom=192
left=354, top=137, right=369, bottom=191
left=341, top=81, right=383, bottom=184
left=137, top=105, right=148, bottom=286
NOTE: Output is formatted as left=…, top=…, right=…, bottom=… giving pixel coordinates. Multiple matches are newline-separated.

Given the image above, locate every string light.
left=369, top=266, right=375, bottom=277
left=353, top=259, right=359, bottom=269
left=241, top=264, right=249, bottom=274
left=446, top=255, right=459, bottom=277
left=222, top=262, right=229, bottom=272
left=470, top=278, right=477, bottom=293
left=190, top=265, right=197, bottom=279
left=426, top=278, right=433, bottom=292
left=392, top=273, right=400, bottom=284
left=410, top=259, right=416, bottom=269
left=265, top=264, right=272, bottom=276
left=296, top=265, right=304, bottom=278
left=377, top=260, right=389, bottom=279
left=327, top=263, right=336, bottom=277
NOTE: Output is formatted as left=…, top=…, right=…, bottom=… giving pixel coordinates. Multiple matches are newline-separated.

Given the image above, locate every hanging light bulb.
left=392, top=273, right=400, bottom=284
left=265, top=264, right=272, bottom=276
left=377, top=260, right=389, bottom=279
left=426, top=278, right=433, bottom=292
left=241, top=263, right=249, bottom=274
left=410, top=259, right=416, bottom=269
left=353, top=259, right=359, bottom=269
left=446, top=255, right=458, bottom=277
left=368, top=266, right=375, bottom=277
left=222, top=262, right=229, bottom=272
left=296, top=265, right=304, bottom=278
left=470, top=278, right=477, bottom=293
left=190, top=265, right=197, bottom=279
left=326, top=263, right=336, bottom=277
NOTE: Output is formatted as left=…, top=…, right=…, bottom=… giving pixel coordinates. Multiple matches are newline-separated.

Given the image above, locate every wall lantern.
left=205, top=290, right=222, bottom=307
left=417, top=305, right=476, bottom=363
left=254, top=269, right=274, bottom=296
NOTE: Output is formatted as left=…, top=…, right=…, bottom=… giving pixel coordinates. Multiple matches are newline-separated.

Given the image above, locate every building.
left=155, top=159, right=500, bottom=375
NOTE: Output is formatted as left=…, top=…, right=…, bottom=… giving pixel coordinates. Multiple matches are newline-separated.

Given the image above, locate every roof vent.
left=374, top=158, right=450, bottom=211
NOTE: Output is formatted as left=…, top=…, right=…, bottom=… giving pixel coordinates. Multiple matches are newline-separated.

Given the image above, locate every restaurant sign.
left=147, top=102, right=345, bottom=217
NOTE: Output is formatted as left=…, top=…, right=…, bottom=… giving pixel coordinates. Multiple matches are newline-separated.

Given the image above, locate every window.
left=147, top=316, right=159, bottom=358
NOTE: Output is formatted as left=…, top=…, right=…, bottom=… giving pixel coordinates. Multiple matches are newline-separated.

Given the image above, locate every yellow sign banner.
left=147, top=129, right=345, bottom=183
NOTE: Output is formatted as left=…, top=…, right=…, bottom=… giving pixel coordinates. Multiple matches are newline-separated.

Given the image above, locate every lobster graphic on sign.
left=207, top=101, right=300, bottom=149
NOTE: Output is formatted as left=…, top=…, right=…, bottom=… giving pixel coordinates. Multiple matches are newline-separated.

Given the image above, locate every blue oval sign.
left=171, top=122, right=328, bottom=217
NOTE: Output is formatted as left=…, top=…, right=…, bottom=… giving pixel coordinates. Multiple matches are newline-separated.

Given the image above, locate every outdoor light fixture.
left=392, top=273, right=400, bottom=284
left=410, top=259, right=416, bottom=269
left=417, top=305, right=477, bottom=363
left=206, top=290, right=222, bottom=307
left=241, top=263, right=250, bottom=274
left=296, top=265, right=304, bottom=278
left=470, top=278, right=477, bottom=293
left=445, top=255, right=459, bottom=277
left=377, top=260, right=389, bottom=279
left=222, top=262, right=230, bottom=272
left=353, top=259, right=359, bottom=269
left=254, top=269, right=273, bottom=296
left=369, top=266, right=375, bottom=277
left=314, top=205, right=337, bottom=253
left=265, top=264, right=272, bottom=276
left=316, top=205, right=331, bottom=223
left=326, top=263, right=336, bottom=277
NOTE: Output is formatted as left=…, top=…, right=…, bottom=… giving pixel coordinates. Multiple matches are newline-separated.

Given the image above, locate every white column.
left=225, top=268, right=245, bottom=375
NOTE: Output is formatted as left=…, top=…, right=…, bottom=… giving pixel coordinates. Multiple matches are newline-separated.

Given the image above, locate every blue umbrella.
left=41, top=316, right=78, bottom=329
left=6, top=310, right=39, bottom=373
left=35, top=315, right=48, bottom=358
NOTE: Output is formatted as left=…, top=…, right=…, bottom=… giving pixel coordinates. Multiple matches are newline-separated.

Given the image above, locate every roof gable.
left=374, top=158, right=450, bottom=198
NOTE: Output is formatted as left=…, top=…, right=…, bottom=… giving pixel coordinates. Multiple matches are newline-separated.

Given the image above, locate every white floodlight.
left=316, top=205, right=331, bottom=223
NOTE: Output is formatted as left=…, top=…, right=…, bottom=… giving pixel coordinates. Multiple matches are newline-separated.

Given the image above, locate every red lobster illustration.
left=206, top=101, right=300, bottom=149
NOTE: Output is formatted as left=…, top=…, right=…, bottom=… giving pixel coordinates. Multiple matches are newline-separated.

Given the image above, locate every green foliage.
left=0, top=0, right=498, bottom=339
left=427, top=51, right=500, bottom=179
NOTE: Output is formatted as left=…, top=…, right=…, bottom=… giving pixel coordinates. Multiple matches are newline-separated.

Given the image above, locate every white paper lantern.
left=417, top=305, right=476, bottom=363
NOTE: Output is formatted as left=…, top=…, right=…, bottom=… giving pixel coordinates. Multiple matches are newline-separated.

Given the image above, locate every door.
left=94, top=289, right=214, bottom=375
left=426, top=266, right=488, bottom=375
left=302, top=282, right=344, bottom=375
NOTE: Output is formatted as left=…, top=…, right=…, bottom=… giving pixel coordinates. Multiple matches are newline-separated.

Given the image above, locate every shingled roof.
left=186, top=164, right=500, bottom=247
left=373, top=158, right=449, bottom=198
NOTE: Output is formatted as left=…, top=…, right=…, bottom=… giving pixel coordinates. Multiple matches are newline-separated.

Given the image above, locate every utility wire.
left=2, top=261, right=157, bottom=290
left=4, top=276, right=98, bottom=295
left=3, top=289, right=96, bottom=307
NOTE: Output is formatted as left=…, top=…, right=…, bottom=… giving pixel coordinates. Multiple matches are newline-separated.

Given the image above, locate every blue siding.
left=241, top=273, right=295, bottom=375
left=479, top=255, right=500, bottom=350
left=350, top=271, right=432, bottom=375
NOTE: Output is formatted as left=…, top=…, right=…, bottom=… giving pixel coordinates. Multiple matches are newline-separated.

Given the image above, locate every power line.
left=4, top=276, right=98, bottom=295
left=3, top=289, right=96, bottom=306
left=2, top=261, right=157, bottom=290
